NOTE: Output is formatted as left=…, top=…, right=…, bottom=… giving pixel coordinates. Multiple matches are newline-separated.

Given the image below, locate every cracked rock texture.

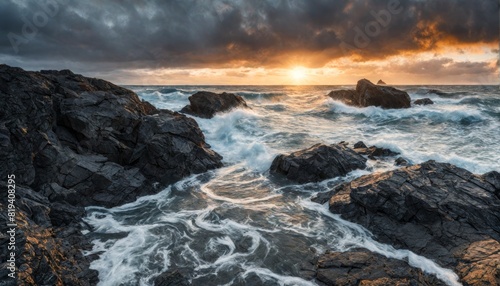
left=270, top=143, right=367, bottom=183
left=328, top=79, right=411, bottom=109
left=181, top=91, right=248, bottom=119
left=327, top=160, right=500, bottom=285
left=0, top=65, right=223, bottom=285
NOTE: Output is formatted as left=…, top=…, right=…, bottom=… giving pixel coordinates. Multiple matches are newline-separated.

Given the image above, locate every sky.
left=0, top=0, right=498, bottom=85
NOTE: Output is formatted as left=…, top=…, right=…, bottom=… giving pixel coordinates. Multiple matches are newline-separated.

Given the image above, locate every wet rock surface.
left=327, top=160, right=500, bottom=285
left=181, top=91, right=248, bottom=118
left=351, top=141, right=399, bottom=160
left=315, top=249, right=444, bottom=286
left=0, top=64, right=223, bottom=285
left=0, top=183, right=98, bottom=286
left=414, top=98, right=434, bottom=105
left=270, top=143, right=367, bottom=183
left=328, top=79, right=411, bottom=109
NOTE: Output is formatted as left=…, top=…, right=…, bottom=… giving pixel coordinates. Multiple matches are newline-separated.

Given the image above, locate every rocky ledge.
left=328, top=79, right=411, bottom=109
left=0, top=65, right=223, bottom=285
left=315, top=249, right=445, bottom=286
left=180, top=91, right=248, bottom=118
left=323, top=160, right=500, bottom=285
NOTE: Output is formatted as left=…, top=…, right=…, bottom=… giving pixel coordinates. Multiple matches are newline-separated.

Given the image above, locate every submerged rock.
left=154, top=269, right=190, bottom=286
left=181, top=91, right=248, bottom=118
left=414, top=98, right=434, bottom=105
left=327, top=160, right=500, bottom=285
left=328, top=79, right=411, bottom=109
left=270, top=143, right=367, bottom=183
left=315, top=249, right=444, bottom=286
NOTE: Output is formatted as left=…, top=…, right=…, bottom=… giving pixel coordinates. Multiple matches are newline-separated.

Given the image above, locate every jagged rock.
left=328, top=79, right=411, bottom=109
left=377, top=79, right=386, bottom=85
left=327, top=160, right=500, bottom=285
left=315, top=249, right=444, bottom=286
left=0, top=64, right=224, bottom=285
left=352, top=141, right=399, bottom=159
left=181, top=91, right=248, bottom=118
left=0, top=64, right=222, bottom=206
left=353, top=141, right=367, bottom=149
left=414, top=98, right=434, bottom=105
left=0, top=183, right=98, bottom=286
left=270, top=143, right=367, bottom=183
left=394, top=157, right=410, bottom=166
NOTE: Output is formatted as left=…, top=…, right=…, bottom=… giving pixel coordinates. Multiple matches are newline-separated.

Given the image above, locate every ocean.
left=83, top=85, right=499, bottom=286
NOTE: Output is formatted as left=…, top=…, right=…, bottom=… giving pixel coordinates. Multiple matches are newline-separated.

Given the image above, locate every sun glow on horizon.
left=290, top=66, right=307, bottom=83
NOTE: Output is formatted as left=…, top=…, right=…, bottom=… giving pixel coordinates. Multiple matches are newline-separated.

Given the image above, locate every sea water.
left=84, top=85, right=499, bottom=286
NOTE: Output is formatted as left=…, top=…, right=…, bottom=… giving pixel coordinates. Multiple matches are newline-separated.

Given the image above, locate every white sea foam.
left=300, top=199, right=462, bottom=286
left=84, top=86, right=498, bottom=285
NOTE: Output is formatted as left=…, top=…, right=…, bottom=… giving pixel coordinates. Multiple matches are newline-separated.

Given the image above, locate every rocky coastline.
left=0, top=65, right=498, bottom=286
left=0, top=65, right=223, bottom=285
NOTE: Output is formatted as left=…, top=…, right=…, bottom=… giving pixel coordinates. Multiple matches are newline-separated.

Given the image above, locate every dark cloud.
left=0, top=0, right=497, bottom=72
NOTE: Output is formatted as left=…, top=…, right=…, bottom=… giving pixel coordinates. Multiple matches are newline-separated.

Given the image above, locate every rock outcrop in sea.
left=414, top=97, right=435, bottom=105
left=270, top=143, right=367, bottom=183
left=181, top=91, right=248, bottom=118
left=320, top=160, right=500, bottom=285
left=376, top=79, right=386, bottom=85
left=328, top=79, right=411, bottom=109
left=0, top=65, right=223, bottom=285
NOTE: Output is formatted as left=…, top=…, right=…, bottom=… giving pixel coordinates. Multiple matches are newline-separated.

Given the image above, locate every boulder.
left=315, top=249, right=443, bottom=286
left=328, top=79, right=411, bottom=109
left=327, top=160, right=500, bottom=285
left=270, top=143, right=367, bottom=183
left=377, top=79, right=386, bottom=85
left=181, top=91, right=248, bottom=118
left=414, top=98, right=434, bottom=105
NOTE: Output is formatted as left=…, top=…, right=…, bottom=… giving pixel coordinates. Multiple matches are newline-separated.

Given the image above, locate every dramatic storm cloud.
left=0, top=0, right=497, bottom=83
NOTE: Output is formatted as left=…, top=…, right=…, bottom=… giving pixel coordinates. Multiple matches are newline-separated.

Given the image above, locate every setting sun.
left=290, top=67, right=307, bottom=82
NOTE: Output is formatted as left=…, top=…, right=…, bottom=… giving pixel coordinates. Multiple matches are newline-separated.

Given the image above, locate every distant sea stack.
left=181, top=91, right=248, bottom=118
left=328, top=79, right=411, bottom=109
left=0, top=64, right=223, bottom=284
left=377, top=79, right=386, bottom=85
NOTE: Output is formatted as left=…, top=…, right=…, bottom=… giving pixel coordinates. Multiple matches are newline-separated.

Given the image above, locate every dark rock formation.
left=0, top=183, right=98, bottom=286
left=376, top=79, right=386, bottom=85
left=0, top=64, right=222, bottom=207
left=327, top=160, right=500, bottom=285
left=181, top=91, right=248, bottom=119
left=328, top=79, right=410, bottom=109
left=394, top=157, right=410, bottom=166
left=154, top=269, right=190, bottom=286
left=353, top=141, right=367, bottom=149
left=414, top=98, right=434, bottom=105
left=352, top=141, right=399, bottom=160
left=315, top=249, right=444, bottom=286
left=0, top=64, right=223, bottom=285
left=327, top=90, right=358, bottom=106
left=270, top=143, right=367, bottom=183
